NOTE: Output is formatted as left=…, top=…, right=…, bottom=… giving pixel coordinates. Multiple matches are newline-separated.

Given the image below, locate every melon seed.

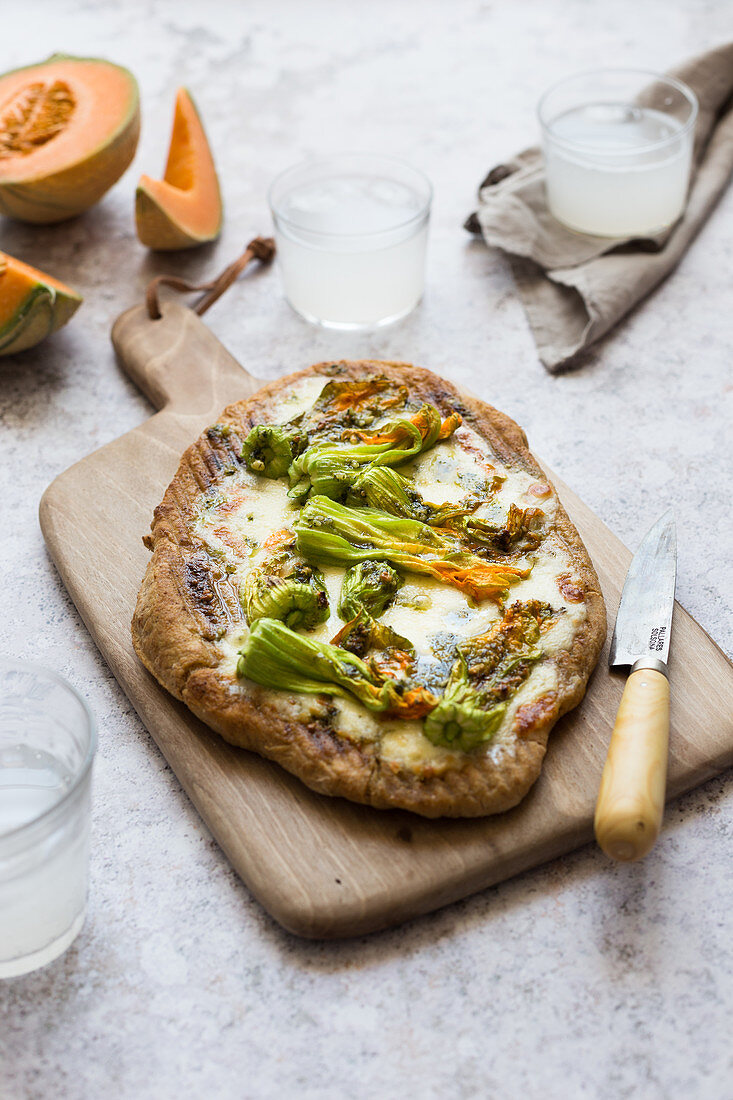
left=0, top=80, right=75, bottom=159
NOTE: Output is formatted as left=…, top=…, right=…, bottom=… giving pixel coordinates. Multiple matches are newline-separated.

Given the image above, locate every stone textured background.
left=1, top=2, right=731, bottom=1097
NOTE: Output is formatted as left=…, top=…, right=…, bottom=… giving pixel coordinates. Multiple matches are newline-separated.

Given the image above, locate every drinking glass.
left=269, top=153, right=432, bottom=329
left=0, top=659, right=96, bottom=978
left=539, top=69, right=698, bottom=237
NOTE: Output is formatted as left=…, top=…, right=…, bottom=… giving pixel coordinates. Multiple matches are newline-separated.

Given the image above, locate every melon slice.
left=0, top=251, right=81, bottom=355
left=135, top=88, right=222, bottom=250
left=0, top=54, right=139, bottom=224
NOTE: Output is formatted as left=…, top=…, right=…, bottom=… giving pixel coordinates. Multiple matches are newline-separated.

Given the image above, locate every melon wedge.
left=0, top=54, right=140, bottom=224
left=135, top=88, right=222, bottom=250
left=0, top=251, right=81, bottom=355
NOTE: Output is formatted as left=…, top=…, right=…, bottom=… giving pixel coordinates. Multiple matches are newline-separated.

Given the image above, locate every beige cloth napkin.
left=465, top=43, right=733, bottom=372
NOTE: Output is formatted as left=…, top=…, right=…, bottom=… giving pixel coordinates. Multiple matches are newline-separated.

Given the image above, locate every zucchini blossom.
left=346, top=466, right=433, bottom=522
left=241, top=425, right=297, bottom=478
left=423, top=600, right=554, bottom=752
left=237, top=617, right=437, bottom=718
left=331, top=609, right=426, bottom=708
left=342, top=450, right=545, bottom=560
left=286, top=425, right=422, bottom=503
left=242, top=548, right=329, bottom=630
left=287, top=441, right=382, bottom=503
left=295, top=496, right=528, bottom=602
left=350, top=469, right=546, bottom=557
left=296, top=377, right=408, bottom=439
left=332, top=607, right=413, bottom=662
left=451, top=504, right=545, bottom=556
left=337, top=560, right=403, bottom=621
left=240, top=377, right=409, bottom=480
left=287, top=403, right=462, bottom=502
left=351, top=404, right=462, bottom=451
left=346, top=466, right=482, bottom=530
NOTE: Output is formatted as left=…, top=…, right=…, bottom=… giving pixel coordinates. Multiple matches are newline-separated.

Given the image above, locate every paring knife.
left=594, top=510, right=677, bottom=862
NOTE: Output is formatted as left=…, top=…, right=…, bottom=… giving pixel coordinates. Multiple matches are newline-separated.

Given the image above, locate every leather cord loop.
left=145, top=236, right=276, bottom=320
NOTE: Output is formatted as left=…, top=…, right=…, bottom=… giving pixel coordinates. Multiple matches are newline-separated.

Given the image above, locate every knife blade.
left=594, top=510, right=677, bottom=862
left=609, top=509, right=676, bottom=671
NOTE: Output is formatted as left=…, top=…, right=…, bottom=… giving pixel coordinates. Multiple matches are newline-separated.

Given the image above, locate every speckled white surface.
left=1, top=2, right=732, bottom=1097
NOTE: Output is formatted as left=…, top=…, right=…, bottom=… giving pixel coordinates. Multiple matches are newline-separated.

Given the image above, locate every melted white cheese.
left=195, top=376, right=588, bottom=772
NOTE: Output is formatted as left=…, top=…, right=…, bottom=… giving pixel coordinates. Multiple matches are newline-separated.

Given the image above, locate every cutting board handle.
left=111, top=300, right=259, bottom=414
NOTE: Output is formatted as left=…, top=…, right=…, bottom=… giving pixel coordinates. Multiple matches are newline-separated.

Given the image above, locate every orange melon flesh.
left=135, top=88, right=222, bottom=250
left=0, top=251, right=81, bottom=355
left=0, top=54, right=139, bottom=224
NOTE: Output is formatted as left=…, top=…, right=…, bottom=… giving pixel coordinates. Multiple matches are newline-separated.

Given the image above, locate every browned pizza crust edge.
left=132, top=360, right=606, bottom=818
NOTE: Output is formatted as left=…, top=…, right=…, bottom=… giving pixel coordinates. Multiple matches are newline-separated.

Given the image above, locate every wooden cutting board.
left=40, top=301, right=733, bottom=938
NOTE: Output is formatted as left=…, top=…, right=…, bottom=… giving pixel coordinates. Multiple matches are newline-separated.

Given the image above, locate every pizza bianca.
left=132, top=360, right=606, bottom=817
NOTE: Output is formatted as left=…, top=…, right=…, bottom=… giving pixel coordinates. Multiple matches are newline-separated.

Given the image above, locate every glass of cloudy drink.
left=0, top=660, right=95, bottom=978
left=539, top=69, right=698, bottom=238
left=269, top=153, right=432, bottom=329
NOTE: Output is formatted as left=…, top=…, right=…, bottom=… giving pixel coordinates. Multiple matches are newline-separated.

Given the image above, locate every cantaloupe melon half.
left=135, top=88, right=222, bottom=250
left=0, top=252, right=81, bottom=355
left=0, top=54, right=140, bottom=224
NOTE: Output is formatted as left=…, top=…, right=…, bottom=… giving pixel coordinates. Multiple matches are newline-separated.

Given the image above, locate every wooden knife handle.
left=594, top=667, right=670, bottom=862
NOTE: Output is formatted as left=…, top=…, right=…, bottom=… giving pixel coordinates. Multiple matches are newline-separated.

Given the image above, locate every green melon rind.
left=0, top=281, right=82, bottom=355
left=0, top=53, right=140, bottom=225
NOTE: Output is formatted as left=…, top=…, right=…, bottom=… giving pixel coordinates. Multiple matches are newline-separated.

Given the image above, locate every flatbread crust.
left=132, top=360, right=606, bottom=817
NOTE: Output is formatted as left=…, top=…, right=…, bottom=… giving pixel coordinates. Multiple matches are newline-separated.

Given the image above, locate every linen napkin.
left=465, top=43, right=733, bottom=372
